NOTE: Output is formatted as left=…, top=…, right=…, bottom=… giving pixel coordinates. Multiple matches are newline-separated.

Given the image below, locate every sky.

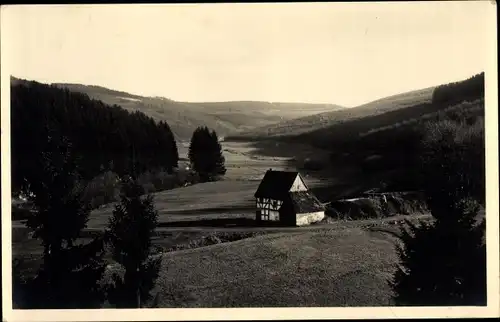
left=2, top=2, right=494, bottom=107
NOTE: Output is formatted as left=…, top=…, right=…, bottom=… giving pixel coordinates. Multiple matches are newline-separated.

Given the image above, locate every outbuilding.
left=254, top=169, right=325, bottom=226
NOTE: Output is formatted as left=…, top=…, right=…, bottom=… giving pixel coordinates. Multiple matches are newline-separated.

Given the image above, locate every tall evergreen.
left=159, top=120, right=179, bottom=172
left=106, top=178, right=162, bottom=308
left=15, top=127, right=106, bottom=308
left=391, top=118, right=486, bottom=306
left=188, top=126, right=226, bottom=182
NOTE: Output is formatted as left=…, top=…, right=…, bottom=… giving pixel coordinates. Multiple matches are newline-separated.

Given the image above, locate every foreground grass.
left=148, top=226, right=401, bottom=307
left=14, top=214, right=432, bottom=307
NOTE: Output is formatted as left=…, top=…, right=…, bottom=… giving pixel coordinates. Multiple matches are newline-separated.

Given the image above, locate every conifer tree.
left=106, top=177, right=162, bottom=308
left=159, top=121, right=179, bottom=172
left=188, top=126, right=226, bottom=182
left=16, top=127, right=106, bottom=309
left=391, top=119, right=486, bottom=306
left=209, top=129, right=227, bottom=178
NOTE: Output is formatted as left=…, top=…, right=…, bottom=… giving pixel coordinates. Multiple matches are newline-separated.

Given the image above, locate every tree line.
left=431, top=72, right=485, bottom=107
left=11, top=80, right=179, bottom=194
left=11, top=78, right=227, bottom=199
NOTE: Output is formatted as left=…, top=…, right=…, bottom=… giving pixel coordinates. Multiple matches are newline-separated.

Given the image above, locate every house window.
left=261, top=209, right=270, bottom=220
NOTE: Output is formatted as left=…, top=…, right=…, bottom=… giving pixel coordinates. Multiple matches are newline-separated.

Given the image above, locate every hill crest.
left=11, top=77, right=345, bottom=140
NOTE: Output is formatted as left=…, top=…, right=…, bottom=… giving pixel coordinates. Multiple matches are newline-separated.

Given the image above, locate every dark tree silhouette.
left=159, top=120, right=179, bottom=174
left=188, top=126, right=226, bottom=182
left=391, top=118, right=486, bottom=306
left=106, top=178, right=161, bottom=308
left=13, top=127, right=106, bottom=309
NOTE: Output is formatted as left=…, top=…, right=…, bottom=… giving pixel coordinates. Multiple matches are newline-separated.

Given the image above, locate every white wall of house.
left=256, top=197, right=282, bottom=221
left=296, top=211, right=325, bottom=226
left=289, top=175, right=307, bottom=192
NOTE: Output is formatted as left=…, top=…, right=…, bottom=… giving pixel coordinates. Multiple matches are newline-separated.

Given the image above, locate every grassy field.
left=89, top=180, right=258, bottom=228
left=138, top=225, right=405, bottom=307
left=13, top=212, right=432, bottom=307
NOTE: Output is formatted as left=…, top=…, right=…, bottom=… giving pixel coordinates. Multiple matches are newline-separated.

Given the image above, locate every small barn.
left=254, top=169, right=325, bottom=226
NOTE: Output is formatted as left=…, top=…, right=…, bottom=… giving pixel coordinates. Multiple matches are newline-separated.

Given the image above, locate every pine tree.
left=391, top=119, right=486, bottom=306
left=106, top=178, right=161, bottom=308
left=209, top=129, right=227, bottom=178
left=188, top=126, right=226, bottom=182
left=16, top=127, right=106, bottom=309
left=159, top=121, right=179, bottom=172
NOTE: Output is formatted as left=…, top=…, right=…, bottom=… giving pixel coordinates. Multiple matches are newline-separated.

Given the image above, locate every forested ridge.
left=432, top=72, right=485, bottom=107
left=11, top=78, right=179, bottom=194
left=341, top=72, right=485, bottom=193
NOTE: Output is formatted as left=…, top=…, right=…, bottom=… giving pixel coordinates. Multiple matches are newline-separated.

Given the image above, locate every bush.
left=327, top=198, right=383, bottom=220
left=139, top=169, right=184, bottom=192
left=82, top=169, right=189, bottom=210
left=82, top=171, right=121, bottom=209
left=421, top=117, right=485, bottom=208
left=326, top=193, right=429, bottom=221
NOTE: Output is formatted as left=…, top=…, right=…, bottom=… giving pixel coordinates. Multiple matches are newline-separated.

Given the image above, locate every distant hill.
left=227, top=72, right=485, bottom=146
left=226, top=86, right=436, bottom=141
left=294, top=73, right=485, bottom=149
left=50, top=82, right=344, bottom=140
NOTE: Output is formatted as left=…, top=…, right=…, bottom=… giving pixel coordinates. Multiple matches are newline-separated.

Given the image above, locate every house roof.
left=290, top=191, right=325, bottom=214
left=254, top=169, right=300, bottom=199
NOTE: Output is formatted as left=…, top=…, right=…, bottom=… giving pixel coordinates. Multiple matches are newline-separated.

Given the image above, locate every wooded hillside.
left=11, top=79, right=179, bottom=193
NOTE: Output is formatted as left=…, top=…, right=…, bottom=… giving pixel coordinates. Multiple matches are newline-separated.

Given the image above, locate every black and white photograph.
left=1, top=2, right=498, bottom=321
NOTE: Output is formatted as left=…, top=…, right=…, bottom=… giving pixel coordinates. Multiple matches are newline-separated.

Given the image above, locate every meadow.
left=107, top=220, right=434, bottom=307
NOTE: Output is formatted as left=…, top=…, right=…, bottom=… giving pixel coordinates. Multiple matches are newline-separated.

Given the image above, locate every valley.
left=10, top=72, right=486, bottom=308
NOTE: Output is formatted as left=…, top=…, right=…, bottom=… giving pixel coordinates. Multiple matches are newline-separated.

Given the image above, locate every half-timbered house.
left=254, top=169, right=325, bottom=226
